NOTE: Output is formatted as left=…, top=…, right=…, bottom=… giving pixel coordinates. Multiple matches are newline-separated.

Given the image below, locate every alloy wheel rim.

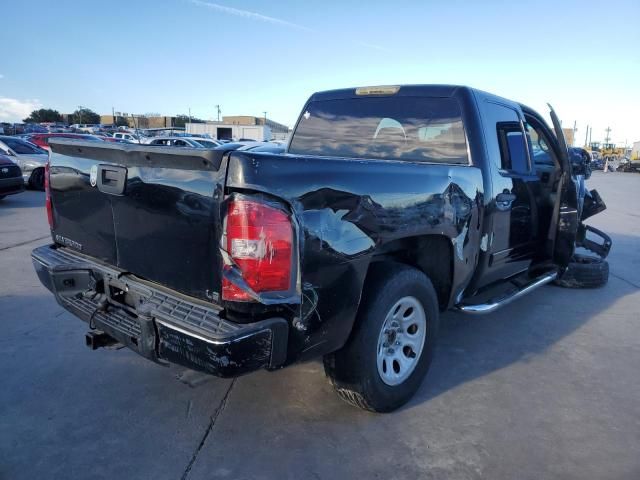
left=376, top=296, right=427, bottom=386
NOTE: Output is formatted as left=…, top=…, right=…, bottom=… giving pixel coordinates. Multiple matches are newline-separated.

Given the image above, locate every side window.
left=497, top=122, right=530, bottom=174
left=525, top=122, right=555, bottom=166
left=173, top=140, right=188, bottom=147
left=482, top=101, right=530, bottom=175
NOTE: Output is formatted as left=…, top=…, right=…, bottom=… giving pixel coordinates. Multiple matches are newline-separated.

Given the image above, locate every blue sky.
left=1, top=0, right=638, bottom=144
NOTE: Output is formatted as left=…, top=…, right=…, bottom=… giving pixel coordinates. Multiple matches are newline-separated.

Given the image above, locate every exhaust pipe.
left=85, top=330, right=118, bottom=350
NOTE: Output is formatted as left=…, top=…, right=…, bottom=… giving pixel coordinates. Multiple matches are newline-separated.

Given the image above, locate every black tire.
left=323, top=264, right=439, bottom=413
left=28, top=168, right=45, bottom=191
left=554, top=254, right=609, bottom=289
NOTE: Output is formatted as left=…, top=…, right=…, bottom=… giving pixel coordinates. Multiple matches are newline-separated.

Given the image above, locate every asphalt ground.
left=1, top=170, right=639, bottom=479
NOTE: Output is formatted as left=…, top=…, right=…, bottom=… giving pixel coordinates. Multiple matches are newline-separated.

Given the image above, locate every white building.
left=186, top=122, right=269, bottom=141
left=186, top=115, right=290, bottom=142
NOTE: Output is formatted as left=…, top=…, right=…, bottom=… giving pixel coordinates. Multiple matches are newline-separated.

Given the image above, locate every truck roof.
left=308, top=84, right=522, bottom=111
left=309, top=84, right=469, bottom=101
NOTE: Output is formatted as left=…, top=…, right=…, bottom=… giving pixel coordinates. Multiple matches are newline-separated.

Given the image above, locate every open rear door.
left=547, top=104, right=579, bottom=268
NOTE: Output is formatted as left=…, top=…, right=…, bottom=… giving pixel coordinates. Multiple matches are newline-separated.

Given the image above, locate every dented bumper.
left=31, top=244, right=288, bottom=378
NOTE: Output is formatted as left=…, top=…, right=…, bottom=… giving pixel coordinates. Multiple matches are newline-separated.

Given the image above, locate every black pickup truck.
left=32, top=85, right=611, bottom=412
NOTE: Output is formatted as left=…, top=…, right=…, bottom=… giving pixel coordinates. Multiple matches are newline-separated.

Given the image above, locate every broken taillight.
left=45, top=160, right=53, bottom=229
left=222, top=199, right=292, bottom=302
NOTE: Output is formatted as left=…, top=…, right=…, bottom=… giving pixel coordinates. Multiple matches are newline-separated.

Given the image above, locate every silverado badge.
left=90, top=165, right=98, bottom=187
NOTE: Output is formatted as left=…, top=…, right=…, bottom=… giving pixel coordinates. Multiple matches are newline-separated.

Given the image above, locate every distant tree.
left=23, top=108, right=62, bottom=123
left=114, top=116, right=130, bottom=127
left=173, top=114, right=205, bottom=128
left=68, top=108, right=100, bottom=125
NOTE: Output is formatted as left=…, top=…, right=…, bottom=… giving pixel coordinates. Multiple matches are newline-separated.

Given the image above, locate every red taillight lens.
left=222, top=199, right=292, bottom=302
left=45, top=161, right=53, bottom=228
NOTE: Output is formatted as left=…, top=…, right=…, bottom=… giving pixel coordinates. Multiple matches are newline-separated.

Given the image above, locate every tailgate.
left=48, top=139, right=227, bottom=301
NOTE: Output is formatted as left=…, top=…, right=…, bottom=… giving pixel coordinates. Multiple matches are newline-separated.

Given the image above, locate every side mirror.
left=569, top=148, right=591, bottom=179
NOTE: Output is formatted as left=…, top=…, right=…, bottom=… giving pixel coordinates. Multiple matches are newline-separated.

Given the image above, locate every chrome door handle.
left=496, top=192, right=516, bottom=210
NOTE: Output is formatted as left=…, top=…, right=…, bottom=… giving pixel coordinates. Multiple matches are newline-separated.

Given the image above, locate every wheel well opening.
left=367, top=235, right=453, bottom=310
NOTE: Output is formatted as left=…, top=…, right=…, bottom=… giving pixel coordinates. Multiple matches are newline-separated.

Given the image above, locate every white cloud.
left=0, top=97, right=42, bottom=122
left=189, top=0, right=312, bottom=31
left=188, top=1, right=391, bottom=55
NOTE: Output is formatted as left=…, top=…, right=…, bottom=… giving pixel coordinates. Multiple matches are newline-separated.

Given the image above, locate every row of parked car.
left=0, top=131, right=285, bottom=200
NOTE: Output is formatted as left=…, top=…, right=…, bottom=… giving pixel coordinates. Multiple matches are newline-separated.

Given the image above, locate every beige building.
left=100, top=115, right=175, bottom=129
left=562, top=128, right=575, bottom=147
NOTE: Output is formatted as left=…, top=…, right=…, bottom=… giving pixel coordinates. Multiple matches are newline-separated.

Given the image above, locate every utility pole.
left=263, top=111, right=267, bottom=124
left=605, top=126, right=612, bottom=144
left=584, top=125, right=589, bottom=148
left=215, top=105, right=221, bottom=122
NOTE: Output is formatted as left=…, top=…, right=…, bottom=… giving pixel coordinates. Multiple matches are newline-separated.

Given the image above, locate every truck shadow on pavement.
left=409, top=265, right=637, bottom=409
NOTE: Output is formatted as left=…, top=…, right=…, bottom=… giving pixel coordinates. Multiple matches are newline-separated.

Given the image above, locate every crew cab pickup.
left=32, top=85, right=611, bottom=412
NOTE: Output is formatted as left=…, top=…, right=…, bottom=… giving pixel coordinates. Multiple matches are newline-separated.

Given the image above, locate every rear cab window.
left=288, top=96, right=469, bottom=164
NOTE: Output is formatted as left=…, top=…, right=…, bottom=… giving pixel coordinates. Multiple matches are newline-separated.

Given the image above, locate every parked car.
left=143, top=137, right=211, bottom=148
left=189, top=137, right=221, bottom=148
left=0, top=153, right=25, bottom=199
left=69, top=124, right=99, bottom=133
left=33, top=85, right=611, bottom=412
left=25, top=133, right=105, bottom=151
left=0, top=136, right=49, bottom=189
left=622, top=157, right=640, bottom=173
left=23, top=124, right=48, bottom=134
left=112, top=132, right=140, bottom=143
left=591, top=157, right=605, bottom=170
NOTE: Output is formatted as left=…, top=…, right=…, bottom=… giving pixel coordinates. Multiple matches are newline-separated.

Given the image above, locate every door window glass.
left=525, top=123, right=556, bottom=166
left=496, top=122, right=530, bottom=174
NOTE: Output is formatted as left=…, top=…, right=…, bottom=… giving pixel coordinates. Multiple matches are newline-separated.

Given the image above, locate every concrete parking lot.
left=1, top=171, right=639, bottom=480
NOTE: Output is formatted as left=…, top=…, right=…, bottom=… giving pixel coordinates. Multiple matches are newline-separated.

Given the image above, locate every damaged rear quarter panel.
left=226, top=152, right=483, bottom=363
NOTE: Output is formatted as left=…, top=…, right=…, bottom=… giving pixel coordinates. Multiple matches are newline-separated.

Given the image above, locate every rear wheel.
left=324, top=264, right=439, bottom=412
left=554, top=254, right=609, bottom=288
left=28, top=168, right=45, bottom=191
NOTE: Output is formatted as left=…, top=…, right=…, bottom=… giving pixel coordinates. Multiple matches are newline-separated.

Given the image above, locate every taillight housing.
left=45, top=160, right=53, bottom=228
left=222, top=199, right=293, bottom=302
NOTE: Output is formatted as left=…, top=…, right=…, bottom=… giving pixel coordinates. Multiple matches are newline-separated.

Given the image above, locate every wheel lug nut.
left=383, top=342, right=389, bottom=348
left=395, top=341, right=400, bottom=346
left=387, top=348, right=394, bottom=354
